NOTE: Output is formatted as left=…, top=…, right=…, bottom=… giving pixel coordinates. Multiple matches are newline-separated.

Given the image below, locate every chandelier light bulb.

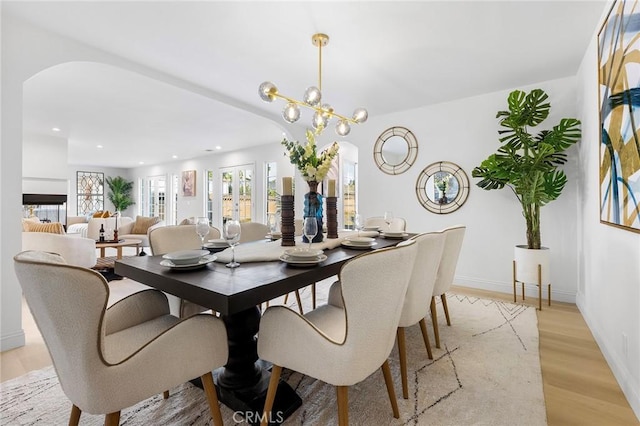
left=320, top=103, right=334, bottom=118
left=336, top=119, right=351, bottom=136
left=259, top=81, right=278, bottom=102
left=303, top=86, right=322, bottom=106
left=352, top=108, right=368, bottom=123
left=282, top=102, right=300, bottom=123
left=312, top=110, right=329, bottom=130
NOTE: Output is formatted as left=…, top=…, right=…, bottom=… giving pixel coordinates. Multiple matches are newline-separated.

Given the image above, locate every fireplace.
left=22, top=194, right=68, bottom=227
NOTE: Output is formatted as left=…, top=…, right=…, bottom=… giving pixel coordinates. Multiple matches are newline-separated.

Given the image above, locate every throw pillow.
left=21, top=217, right=41, bottom=231
left=92, top=211, right=104, bottom=218
left=131, top=216, right=161, bottom=234
left=101, top=210, right=111, bottom=218
left=24, top=221, right=65, bottom=234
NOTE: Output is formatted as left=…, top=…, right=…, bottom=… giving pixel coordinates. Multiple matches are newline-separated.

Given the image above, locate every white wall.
left=575, top=5, right=640, bottom=417
left=356, top=76, right=580, bottom=303
left=22, top=135, right=68, bottom=195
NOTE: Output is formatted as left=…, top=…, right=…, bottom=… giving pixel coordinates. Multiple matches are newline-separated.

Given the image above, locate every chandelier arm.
left=271, top=92, right=358, bottom=124
left=318, top=38, right=323, bottom=92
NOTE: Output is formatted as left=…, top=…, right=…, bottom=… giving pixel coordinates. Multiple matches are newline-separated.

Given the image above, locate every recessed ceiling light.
left=215, top=146, right=222, bottom=150
left=97, top=145, right=103, bottom=149
left=139, top=161, right=145, bottom=165
left=172, top=155, right=178, bottom=159
left=52, top=127, right=61, bottom=132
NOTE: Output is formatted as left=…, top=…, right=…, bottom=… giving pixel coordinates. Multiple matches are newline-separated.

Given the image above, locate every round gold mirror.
left=416, top=161, right=470, bottom=214
left=373, top=127, right=418, bottom=175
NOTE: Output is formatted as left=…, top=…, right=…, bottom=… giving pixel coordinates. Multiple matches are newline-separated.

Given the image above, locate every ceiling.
left=6, top=1, right=607, bottom=168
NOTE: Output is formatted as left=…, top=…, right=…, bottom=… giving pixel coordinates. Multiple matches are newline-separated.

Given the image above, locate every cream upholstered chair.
left=364, top=216, right=407, bottom=232
left=395, top=232, right=446, bottom=399
left=13, top=250, right=227, bottom=426
left=22, top=232, right=97, bottom=268
left=258, top=241, right=418, bottom=426
left=430, top=225, right=466, bottom=348
left=239, top=221, right=269, bottom=243
left=149, top=225, right=220, bottom=317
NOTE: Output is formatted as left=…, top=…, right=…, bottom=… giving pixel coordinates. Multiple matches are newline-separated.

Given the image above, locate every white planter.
left=514, top=245, right=550, bottom=285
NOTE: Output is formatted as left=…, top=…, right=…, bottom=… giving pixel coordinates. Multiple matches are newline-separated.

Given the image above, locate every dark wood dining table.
left=114, top=235, right=405, bottom=423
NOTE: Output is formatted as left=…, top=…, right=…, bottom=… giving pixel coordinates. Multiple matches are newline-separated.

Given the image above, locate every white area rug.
left=0, top=291, right=546, bottom=425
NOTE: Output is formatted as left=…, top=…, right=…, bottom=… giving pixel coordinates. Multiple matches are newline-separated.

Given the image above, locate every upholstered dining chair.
left=430, top=225, right=466, bottom=348
left=364, top=216, right=407, bottom=232
left=395, top=232, right=446, bottom=399
left=238, top=221, right=269, bottom=243
left=258, top=241, right=418, bottom=426
left=13, top=250, right=228, bottom=426
left=149, top=224, right=220, bottom=317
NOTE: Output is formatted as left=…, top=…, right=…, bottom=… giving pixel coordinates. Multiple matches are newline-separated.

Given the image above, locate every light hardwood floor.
left=1, top=285, right=638, bottom=425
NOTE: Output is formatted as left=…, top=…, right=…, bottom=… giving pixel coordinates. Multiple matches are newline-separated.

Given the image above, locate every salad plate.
left=341, top=240, right=377, bottom=250
left=280, top=253, right=327, bottom=267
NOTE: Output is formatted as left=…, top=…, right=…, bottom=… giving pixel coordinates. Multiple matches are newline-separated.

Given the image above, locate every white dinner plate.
left=280, top=253, right=327, bottom=267
left=160, top=254, right=217, bottom=270
left=341, top=240, right=377, bottom=250
left=207, top=239, right=229, bottom=247
left=284, top=248, right=324, bottom=259
left=162, top=249, right=210, bottom=265
left=380, top=232, right=409, bottom=239
left=363, top=226, right=380, bottom=231
left=345, top=236, right=376, bottom=245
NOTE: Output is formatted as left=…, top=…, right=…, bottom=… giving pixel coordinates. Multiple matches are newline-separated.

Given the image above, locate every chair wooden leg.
left=163, top=390, right=169, bottom=399
left=283, top=293, right=289, bottom=304
left=336, top=386, right=349, bottom=426
left=261, top=365, right=282, bottom=426
left=312, top=282, right=317, bottom=309
left=294, top=290, right=304, bottom=315
left=396, top=328, right=409, bottom=399
left=441, top=294, right=451, bottom=326
left=104, top=411, right=120, bottom=426
left=430, top=296, right=441, bottom=349
left=418, top=318, right=433, bottom=360
left=69, top=404, right=81, bottom=426
left=381, top=360, right=400, bottom=418
left=201, top=372, right=224, bottom=426
left=548, top=283, right=552, bottom=306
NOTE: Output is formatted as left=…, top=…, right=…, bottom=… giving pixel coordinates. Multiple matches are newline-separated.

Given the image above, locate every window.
left=76, top=171, right=104, bottom=215
left=205, top=170, right=215, bottom=224
left=265, top=162, right=279, bottom=224
left=140, top=175, right=166, bottom=220
left=343, top=161, right=357, bottom=229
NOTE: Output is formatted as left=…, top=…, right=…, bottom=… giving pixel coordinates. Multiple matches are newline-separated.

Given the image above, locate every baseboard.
left=576, top=293, right=640, bottom=421
left=0, top=329, right=26, bottom=351
left=454, top=275, right=576, bottom=304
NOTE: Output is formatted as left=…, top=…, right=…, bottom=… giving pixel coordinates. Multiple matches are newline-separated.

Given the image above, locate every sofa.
left=21, top=232, right=97, bottom=268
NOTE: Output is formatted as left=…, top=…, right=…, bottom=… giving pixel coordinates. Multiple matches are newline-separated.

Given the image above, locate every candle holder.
left=280, top=195, right=296, bottom=246
left=326, top=196, right=338, bottom=239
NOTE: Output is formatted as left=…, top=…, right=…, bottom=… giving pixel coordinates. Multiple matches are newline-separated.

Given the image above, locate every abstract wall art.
left=598, top=0, right=640, bottom=233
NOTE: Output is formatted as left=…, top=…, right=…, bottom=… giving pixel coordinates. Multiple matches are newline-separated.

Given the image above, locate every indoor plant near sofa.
left=472, top=88, right=581, bottom=304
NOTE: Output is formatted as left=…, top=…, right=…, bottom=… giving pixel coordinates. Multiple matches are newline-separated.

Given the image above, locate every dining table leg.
left=216, top=306, right=302, bottom=425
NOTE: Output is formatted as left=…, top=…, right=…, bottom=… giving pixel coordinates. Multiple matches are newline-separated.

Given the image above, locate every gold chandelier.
left=258, top=33, right=368, bottom=136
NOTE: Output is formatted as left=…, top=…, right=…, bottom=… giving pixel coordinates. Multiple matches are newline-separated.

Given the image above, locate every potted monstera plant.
left=472, top=88, right=581, bottom=286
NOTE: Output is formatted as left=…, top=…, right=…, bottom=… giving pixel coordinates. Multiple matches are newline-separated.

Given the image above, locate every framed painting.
left=598, top=0, right=640, bottom=233
left=182, top=170, right=196, bottom=197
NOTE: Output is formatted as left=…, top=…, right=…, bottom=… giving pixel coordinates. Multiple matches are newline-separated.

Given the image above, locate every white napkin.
left=214, top=230, right=379, bottom=263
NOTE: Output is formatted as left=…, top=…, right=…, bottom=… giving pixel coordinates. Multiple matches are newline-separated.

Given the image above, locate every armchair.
left=116, top=216, right=165, bottom=255
left=13, top=250, right=228, bottom=426
left=22, top=232, right=97, bottom=269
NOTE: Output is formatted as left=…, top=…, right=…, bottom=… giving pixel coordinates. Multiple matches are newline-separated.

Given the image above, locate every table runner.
left=214, top=230, right=379, bottom=263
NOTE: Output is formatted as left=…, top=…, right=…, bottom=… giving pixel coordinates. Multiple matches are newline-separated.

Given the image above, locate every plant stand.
left=512, top=260, right=551, bottom=310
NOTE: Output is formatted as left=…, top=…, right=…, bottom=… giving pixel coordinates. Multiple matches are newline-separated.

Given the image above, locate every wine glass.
left=354, top=213, right=364, bottom=237
left=195, top=217, right=210, bottom=248
left=223, top=219, right=241, bottom=268
left=268, top=212, right=277, bottom=234
left=383, top=211, right=394, bottom=232
left=303, top=216, right=318, bottom=251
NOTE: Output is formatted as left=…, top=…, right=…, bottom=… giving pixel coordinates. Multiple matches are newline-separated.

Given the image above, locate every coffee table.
left=96, top=238, right=142, bottom=260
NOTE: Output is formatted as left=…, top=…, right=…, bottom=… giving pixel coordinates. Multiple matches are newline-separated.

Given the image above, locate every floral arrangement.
left=282, top=129, right=339, bottom=182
